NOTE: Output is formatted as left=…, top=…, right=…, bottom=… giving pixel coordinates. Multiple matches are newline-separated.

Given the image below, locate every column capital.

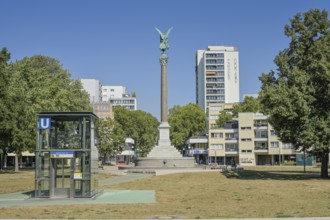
left=160, top=54, right=168, bottom=66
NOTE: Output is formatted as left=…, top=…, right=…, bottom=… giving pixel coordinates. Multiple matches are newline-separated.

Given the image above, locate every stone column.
left=158, top=54, right=171, bottom=147
left=160, top=55, right=168, bottom=123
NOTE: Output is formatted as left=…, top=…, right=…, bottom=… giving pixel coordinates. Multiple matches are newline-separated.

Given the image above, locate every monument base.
left=136, top=157, right=195, bottom=168
left=135, top=122, right=195, bottom=168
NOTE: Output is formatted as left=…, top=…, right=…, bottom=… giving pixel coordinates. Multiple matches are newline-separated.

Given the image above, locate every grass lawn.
left=0, top=166, right=329, bottom=219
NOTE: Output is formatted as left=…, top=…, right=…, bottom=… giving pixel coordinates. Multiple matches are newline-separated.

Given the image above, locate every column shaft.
left=160, top=58, right=168, bottom=122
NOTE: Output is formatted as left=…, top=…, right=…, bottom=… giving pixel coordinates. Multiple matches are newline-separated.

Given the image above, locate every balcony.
left=225, top=147, right=239, bottom=155
left=254, top=146, right=268, bottom=153
left=225, top=138, right=238, bottom=143
left=254, top=121, right=268, bottom=130
left=254, top=135, right=268, bottom=142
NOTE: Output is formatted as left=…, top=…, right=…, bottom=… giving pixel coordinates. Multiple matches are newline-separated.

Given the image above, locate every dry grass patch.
left=0, top=169, right=34, bottom=194
left=0, top=166, right=329, bottom=219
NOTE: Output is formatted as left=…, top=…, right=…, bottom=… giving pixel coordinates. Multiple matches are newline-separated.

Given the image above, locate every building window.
left=206, top=53, right=224, bottom=58
left=270, top=130, right=276, bottom=136
left=241, top=138, right=252, bottom=142
left=206, top=96, right=224, bottom=100
left=211, top=133, right=223, bottom=139
left=225, top=133, right=237, bottom=140
left=209, top=106, right=222, bottom=111
left=209, top=115, right=219, bottom=120
left=255, top=131, right=268, bottom=138
left=282, top=143, right=293, bottom=149
left=254, top=120, right=268, bottom=127
left=225, top=143, right=238, bottom=152
left=241, top=127, right=252, bottom=130
left=270, top=142, right=279, bottom=148
left=210, top=144, right=223, bottom=150
left=255, top=142, right=268, bottom=149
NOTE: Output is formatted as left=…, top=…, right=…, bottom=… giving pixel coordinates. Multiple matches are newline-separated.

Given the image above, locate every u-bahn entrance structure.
left=35, top=112, right=99, bottom=198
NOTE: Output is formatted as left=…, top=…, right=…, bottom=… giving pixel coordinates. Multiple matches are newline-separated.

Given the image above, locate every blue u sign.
left=39, top=118, right=51, bottom=129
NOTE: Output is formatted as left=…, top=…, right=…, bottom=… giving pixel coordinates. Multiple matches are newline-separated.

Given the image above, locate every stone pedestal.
left=147, top=122, right=181, bottom=158
left=136, top=123, right=195, bottom=168
left=157, top=122, right=171, bottom=147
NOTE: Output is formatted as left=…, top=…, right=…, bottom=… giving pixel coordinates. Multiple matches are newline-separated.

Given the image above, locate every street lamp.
left=125, top=138, right=134, bottom=166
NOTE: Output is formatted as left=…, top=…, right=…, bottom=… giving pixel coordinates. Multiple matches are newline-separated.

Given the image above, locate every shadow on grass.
left=222, top=169, right=328, bottom=180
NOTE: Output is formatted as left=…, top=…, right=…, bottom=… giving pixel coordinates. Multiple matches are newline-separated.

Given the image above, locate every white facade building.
left=102, top=85, right=137, bottom=111
left=80, top=79, right=102, bottom=103
left=196, top=46, right=240, bottom=111
left=102, top=86, right=127, bottom=101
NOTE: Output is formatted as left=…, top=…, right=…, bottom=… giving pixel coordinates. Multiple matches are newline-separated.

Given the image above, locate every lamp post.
left=114, top=149, right=117, bottom=166
left=131, top=146, right=135, bottom=165
left=215, top=149, right=217, bottom=164
left=125, top=138, right=134, bottom=166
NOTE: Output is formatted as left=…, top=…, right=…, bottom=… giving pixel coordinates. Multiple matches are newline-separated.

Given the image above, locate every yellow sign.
left=74, top=172, right=82, bottom=179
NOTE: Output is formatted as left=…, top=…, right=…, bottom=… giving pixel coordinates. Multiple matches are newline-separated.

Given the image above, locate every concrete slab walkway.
left=0, top=173, right=155, bottom=207
left=0, top=189, right=155, bottom=207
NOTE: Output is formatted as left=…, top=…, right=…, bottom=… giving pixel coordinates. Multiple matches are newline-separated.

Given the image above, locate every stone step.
left=147, top=145, right=182, bottom=158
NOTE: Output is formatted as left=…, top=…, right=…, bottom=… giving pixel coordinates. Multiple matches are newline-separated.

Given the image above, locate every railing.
left=254, top=123, right=268, bottom=127
left=225, top=137, right=238, bottom=141
left=254, top=147, right=268, bottom=151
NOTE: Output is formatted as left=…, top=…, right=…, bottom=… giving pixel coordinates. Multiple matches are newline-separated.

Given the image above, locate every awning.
left=7, top=151, right=35, bottom=157
left=120, top=150, right=135, bottom=156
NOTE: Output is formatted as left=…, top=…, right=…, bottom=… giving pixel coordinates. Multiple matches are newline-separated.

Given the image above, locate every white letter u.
left=40, top=118, right=50, bottom=129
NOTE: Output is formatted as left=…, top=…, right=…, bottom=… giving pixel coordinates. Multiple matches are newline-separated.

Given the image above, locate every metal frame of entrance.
left=35, top=112, right=99, bottom=198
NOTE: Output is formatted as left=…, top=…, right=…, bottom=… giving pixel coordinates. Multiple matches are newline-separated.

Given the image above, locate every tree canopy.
left=215, top=97, right=261, bottom=128
left=96, top=117, right=125, bottom=163
left=259, top=9, right=330, bottom=178
left=1, top=54, right=91, bottom=158
left=113, top=106, right=159, bottom=157
left=168, top=103, right=206, bottom=151
left=232, top=96, right=261, bottom=117
left=0, top=48, right=11, bottom=149
left=216, top=111, right=233, bottom=128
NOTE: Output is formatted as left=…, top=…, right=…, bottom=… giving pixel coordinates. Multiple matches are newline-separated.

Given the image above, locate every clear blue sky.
left=1, top=0, right=329, bottom=120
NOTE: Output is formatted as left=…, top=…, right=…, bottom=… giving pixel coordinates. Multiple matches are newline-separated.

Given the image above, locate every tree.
left=4, top=55, right=91, bottom=171
left=214, top=97, right=261, bottom=128
left=96, top=117, right=125, bottom=164
left=216, top=111, right=233, bottom=128
left=232, top=96, right=261, bottom=117
left=168, top=104, right=206, bottom=151
left=259, top=9, right=330, bottom=178
left=0, top=48, right=11, bottom=169
left=113, top=106, right=159, bottom=156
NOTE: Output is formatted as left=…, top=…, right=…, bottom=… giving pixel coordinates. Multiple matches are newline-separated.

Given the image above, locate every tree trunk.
left=15, top=154, right=19, bottom=172
left=320, top=148, right=329, bottom=178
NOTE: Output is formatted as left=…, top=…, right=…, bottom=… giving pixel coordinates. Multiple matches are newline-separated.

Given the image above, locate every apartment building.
left=207, top=103, right=296, bottom=166
left=102, top=86, right=126, bottom=101
left=196, top=46, right=239, bottom=112
left=80, top=79, right=102, bottom=103
left=93, top=103, right=113, bottom=118
left=238, top=112, right=295, bottom=166
left=102, top=86, right=137, bottom=111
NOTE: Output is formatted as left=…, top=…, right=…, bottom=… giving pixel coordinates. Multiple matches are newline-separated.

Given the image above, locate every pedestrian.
left=231, top=158, right=236, bottom=168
